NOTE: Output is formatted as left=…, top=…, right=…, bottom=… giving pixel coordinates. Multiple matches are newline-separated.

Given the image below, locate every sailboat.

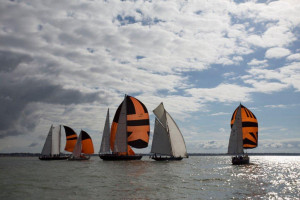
left=150, top=103, right=188, bottom=161
left=99, top=95, right=150, bottom=161
left=68, top=130, right=94, bottom=160
left=39, top=125, right=68, bottom=160
left=228, top=104, right=258, bottom=165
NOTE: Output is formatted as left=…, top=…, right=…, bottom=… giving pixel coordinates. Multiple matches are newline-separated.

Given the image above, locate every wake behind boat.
left=99, top=95, right=150, bottom=161
left=228, top=104, right=258, bottom=165
left=150, top=103, right=188, bottom=161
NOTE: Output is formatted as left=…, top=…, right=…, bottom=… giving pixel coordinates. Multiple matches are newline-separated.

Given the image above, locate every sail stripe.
left=249, top=132, right=257, bottom=141
left=127, top=119, right=150, bottom=126
left=67, top=137, right=77, bottom=140
left=244, top=108, right=249, bottom=117
left=242, top=122, right=258, bottom=127
left=243, top=138, right=257, bottom=146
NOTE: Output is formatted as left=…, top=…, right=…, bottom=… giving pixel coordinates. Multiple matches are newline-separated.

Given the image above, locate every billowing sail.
left=81, top=130, right=94, bottom=154
left=228, top=105, right=244, bottom=154
left=110, top=95, right=150, bottom=154
left=63, top=126, right=78, bottom=152
left=99, top=109, right=111, bottom=154
left=166, top=112, right=188, bottom=157
left=41, top=125, right=53, bottom=156
left=152, top=103, right=188, bottom=158
left=151, top=119, right=172, bottom=156
left=231, top=104, right=258, bottom=149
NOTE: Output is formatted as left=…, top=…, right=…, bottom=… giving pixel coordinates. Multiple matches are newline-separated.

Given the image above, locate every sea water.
left=0, top=156, right=299, bottom=199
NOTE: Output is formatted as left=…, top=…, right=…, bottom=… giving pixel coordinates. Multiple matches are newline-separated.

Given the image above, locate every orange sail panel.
left=110, top=95, right=150, bottom=153
left=231, top=104, right=258, bottom=149
left=63, top=126, right=78, bottom=152
left=81, top=130, right=94, bottom=154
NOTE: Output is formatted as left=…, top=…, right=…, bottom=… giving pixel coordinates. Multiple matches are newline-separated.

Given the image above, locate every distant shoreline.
left=1, top=153, right=300, bottom=157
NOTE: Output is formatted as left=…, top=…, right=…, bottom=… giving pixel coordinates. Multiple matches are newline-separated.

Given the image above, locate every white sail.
left=166, top=112, right=188, bottom=157
left=153, top=102, right=167, bottom=128
left=41, top=125, right=53, bottom=156
left=100, top=109, right=111, bottom=153
left=114, top=96, right=127, bottom=153
left=51, top=125, right=61, bottom=155
left=150, top=119, right=173, bottom=156
left=228, top=105, right=244, bottom=155
left=72, top=131, right=82, bottom=157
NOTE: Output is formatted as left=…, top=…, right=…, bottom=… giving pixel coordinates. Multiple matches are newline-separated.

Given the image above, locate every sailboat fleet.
left=39, top=95, right=258, bottom=165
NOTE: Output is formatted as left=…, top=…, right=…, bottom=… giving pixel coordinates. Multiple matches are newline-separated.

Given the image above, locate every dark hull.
left=39, top=156, right=68, bottom=160
left=151, top=156, right=183, bottom=161
left=232, top=156, right=250, bottom=165
left=99, top=154, right=142, bottom=161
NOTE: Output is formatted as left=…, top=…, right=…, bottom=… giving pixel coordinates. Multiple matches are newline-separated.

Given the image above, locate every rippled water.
left=0, top=156, right=299, bottom=199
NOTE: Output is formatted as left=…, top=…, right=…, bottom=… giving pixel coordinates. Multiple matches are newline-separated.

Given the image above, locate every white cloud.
left=265, top=47, right=291, bottom=59
left=287, top=53, right=300, bottom=61
left=186, top=83, right=253, bottom=103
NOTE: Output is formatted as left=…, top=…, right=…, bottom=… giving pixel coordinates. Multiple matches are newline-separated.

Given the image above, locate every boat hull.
left=232, top=156, right=250, bottom=165
left=38, top=156, right=68, bottom=160
left=68, top=155, right=90, bottom=161
left=99, top=154, right=142, bottom=161
left=150, top=155, right=183, bottom=161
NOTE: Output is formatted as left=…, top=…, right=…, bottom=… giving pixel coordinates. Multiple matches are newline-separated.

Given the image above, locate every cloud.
left=247, top=59, right=268, bottom=67
left=265, top=47, right=291, bottom=59
left=187, top=83, right=253, bottom=103
left=287, top=53, right=300, bottom=61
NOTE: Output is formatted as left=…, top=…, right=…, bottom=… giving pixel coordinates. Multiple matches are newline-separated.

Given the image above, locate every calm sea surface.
left=0, top=156, right=299, bottom=199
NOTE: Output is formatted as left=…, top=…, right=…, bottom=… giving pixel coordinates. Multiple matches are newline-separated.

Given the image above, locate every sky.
left=0, top=0, right=299, bottom=154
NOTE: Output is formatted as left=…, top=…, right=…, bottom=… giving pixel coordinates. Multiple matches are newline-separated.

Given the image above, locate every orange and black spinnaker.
left=110, top=95, right=150, bottom=153
left=81, top=130, right=94, bottom=154
left=63, top=126, right=78, bottom=152
left=231, top=104, right=258, bottom=149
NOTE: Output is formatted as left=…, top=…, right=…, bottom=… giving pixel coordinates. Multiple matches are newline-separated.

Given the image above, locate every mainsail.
left=41, top=125, right=61, bottom=156
left=228, top=105, right=244, bottom=155
left=99, top=109, right=111, bottom=154
left=230, top=104, right=258, bottom=149
left=63, top=126, right=78, bottom=152
left=151, top=103, right=188, bottom=158
left=110, top=95, right=150, bottom=155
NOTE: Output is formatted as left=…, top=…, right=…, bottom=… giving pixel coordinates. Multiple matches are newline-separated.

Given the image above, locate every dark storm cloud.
left=0, top=50, right=33, bottom=72
left=0, top=51, right=101, bottom=139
